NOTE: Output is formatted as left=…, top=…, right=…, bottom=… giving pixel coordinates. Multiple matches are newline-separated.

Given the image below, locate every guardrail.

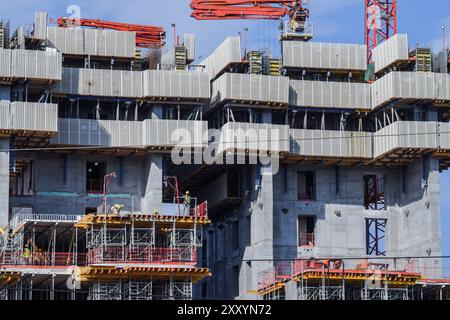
left=1, top=252, right=86, bottom=267
left=87, top=247, right=197, bottom=266
left=10, top=213, right=83, bottom=229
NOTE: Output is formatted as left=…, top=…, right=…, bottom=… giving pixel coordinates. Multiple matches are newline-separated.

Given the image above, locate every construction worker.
left=111, top=204, right=124, bottom=215
left=360, top=258, right=369, bottom=270
left=34, top=245, right=44, bottom=265
left=183, top=191, right=191, bottom=216
left=23, top=241, right=31, bottom=264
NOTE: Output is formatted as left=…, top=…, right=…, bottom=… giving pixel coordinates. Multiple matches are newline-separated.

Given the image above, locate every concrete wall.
left=203, top=159, right=442, bottom=299
left=9, top=153, right=163, bottom=216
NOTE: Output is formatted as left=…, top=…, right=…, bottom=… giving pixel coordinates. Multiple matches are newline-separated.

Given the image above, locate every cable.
left=0, top=127, right=446, bottom=153
left=193, top=255, right=450, bottom=264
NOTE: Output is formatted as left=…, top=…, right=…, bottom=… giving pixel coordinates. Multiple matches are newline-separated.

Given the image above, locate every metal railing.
left=299, top=232, right=315, bottom=247
left=86, top=246, right=197, bottom=265
left=1, top=252, right=86, bottom=267
left=10, top=213, right=83, bottom=229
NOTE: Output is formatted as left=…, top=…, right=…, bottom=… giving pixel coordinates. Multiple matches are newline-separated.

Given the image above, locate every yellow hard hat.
left=186, top=191, right=190, bottom=194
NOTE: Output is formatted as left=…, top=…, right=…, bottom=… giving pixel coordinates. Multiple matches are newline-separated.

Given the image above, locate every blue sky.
left=3, top=0, right=450, bottom=258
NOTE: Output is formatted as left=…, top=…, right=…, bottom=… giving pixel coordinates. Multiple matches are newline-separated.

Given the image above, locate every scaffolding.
left=258, top=258, right=422, bottom=301
left=73, top=199, right=209, bottom=300
left=0, top=199, right=210, bottom=300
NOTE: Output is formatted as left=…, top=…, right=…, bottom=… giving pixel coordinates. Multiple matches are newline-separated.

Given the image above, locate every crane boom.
left=190, top=0, right=308, bottom=20
left=57, top=17, right=166, bottom=48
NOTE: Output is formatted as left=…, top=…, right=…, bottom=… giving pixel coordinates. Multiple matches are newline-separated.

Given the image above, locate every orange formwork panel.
left=75, top=213, right=211, bottom=229
left=76, top=265, right=211, bottom=284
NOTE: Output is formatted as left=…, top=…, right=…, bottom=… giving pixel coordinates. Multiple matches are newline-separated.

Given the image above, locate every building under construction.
left=0, top=2, right=450, bottom=300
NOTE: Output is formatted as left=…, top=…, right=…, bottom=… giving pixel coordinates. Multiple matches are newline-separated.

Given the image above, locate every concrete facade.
left=201, top=158, right=442, bottom=299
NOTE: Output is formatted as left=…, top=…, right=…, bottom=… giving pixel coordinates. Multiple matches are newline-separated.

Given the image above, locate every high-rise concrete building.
left=0, top=11, right=449, bottom=300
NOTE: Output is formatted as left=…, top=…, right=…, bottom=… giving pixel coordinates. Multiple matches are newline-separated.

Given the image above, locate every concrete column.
left=141, top=154, right=162, bottom=214
left=251, top=163, right=274, bottom=293
left=151, top=105, right=163, bottom=120
left=284, top=280, right=299, bottom=300
left=0, top=138, right=9, bottom=226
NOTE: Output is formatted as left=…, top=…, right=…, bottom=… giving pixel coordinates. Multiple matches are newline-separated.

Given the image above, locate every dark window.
left=85, top=207, right=97, bottom=215
left=227, top=171, right=241, bottom=197
left=298, top=171, right=315, bottom=201
left=298, top=216, right=316, bottom=247
left=202, top=239, right=207, bottom=268
left=86, top=162, right=106, bottom=193
left=201, top=282, right=208, bottom=299
left=232, top=266, right=240, bottom=298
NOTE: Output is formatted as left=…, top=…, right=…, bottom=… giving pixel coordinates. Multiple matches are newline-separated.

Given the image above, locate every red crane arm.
left=190, top=0, right=306, bottom=20
left=57, top=17, right=166, bottom=48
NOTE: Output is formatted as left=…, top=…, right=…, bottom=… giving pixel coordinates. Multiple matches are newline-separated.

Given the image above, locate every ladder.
left=1, top=228, right=15, bottom=265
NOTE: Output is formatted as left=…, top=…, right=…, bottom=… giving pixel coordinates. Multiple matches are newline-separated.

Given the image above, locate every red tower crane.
left=57, top=17, right=166, bottom=48
left=365, top=0, right=397, bottom=63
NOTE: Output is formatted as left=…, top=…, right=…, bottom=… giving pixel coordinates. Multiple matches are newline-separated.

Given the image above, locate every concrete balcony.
left=56, top=68, right=210, bottom=100
left=0, top=48, right=62, bottom=81
left=290, top=129, right=372, bottom=159
left=372, top=34, right=409, bottom=74
left=372, top=121, right=438, bottom=162
left=210, top=73, right=289, bottom=112
left=0, top=101, right=58, bottom=133
left=51, top=118, right=143, bottom=147
left=142, top=119, right=208, bottom=148
left=216, top=122, right=290, bottom=155
left=200, top=36, right=242, bottom=81
left=56, top=68, right=144, bottom=98
left=51, top=118, right=208, bottom=149
left=46, top=26, right=136, bottom=58
left=289, top=80, right=371, bottom=110
left=371, top=72, right=450, bottom=109
left=438, top=123, right=450, bottom=150
left=143, top=70, right=210, bottom=100
left=282, top=41, right=367, bottom=71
